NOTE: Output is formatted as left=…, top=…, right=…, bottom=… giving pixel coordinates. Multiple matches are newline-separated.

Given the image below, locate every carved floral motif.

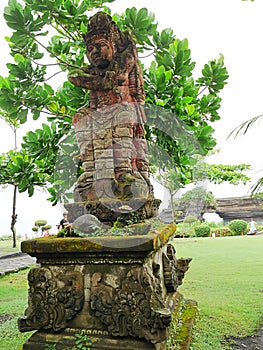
left=18, top=267, right=84, bottom=332
left=89, top=244, right=191, bottom=345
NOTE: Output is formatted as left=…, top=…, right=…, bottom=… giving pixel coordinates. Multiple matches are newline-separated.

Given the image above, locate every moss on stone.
left=21, top=224, right=176, bottom=256
left=167, top=297, right=198, bottom=350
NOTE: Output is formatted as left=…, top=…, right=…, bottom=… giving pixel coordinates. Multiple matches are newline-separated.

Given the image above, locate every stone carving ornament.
left=89, top=244, right=191, bottom=345
left=18, top=267, right=84, bottom=332
left=163, top=244, right=192, bottom=292
left=90, top=267, right=171, bottom=345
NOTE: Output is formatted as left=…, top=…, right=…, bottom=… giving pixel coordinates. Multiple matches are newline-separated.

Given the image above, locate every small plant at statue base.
left=45, top=345, right=57, bottom=350
left=75, top=334, right=93, bottom=350
left=227, top=219, right=248, bottom=236
left=194, top=224, right=211, bottom=237
left=43, top=334, right=93, bottom=349
left=57, top=224, right=75, bottom=237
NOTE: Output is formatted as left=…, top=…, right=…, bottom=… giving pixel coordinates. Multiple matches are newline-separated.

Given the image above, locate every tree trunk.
left=11, top=184, right=18, bottom=248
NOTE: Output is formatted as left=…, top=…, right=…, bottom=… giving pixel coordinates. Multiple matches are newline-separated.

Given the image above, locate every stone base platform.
left=23, top=330, right=157, bottom=349
left=19, top=225, right=191, bottom=350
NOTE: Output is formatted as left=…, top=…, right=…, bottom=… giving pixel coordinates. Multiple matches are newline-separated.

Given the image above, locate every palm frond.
left=228, top=113, right=263, bottom=139
left=250, top=177, right=263, bottom=195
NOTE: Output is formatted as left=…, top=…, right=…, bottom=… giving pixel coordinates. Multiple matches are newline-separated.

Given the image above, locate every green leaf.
left=17, top=109, right=28, bottom=123
left=187, top=105, right=195, bottom=116
left=14, top=53, right=25, bottom=63
left=42, top=123, right=51, bottom=136
left=80, top=21, right=87, bottom=33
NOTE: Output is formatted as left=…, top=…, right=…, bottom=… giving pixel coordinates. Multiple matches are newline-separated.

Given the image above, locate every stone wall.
left=165, top=196, right=263, bottom=222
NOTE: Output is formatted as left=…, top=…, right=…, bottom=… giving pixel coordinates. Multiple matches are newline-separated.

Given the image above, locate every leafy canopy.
left=0, top=0, right=229, bottom=205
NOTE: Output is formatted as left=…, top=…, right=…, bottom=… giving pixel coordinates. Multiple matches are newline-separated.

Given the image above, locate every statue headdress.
left=84, top=12, right=121, bottom=49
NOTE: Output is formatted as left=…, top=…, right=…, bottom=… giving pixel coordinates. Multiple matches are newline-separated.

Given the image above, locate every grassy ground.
left=0, top=235, right=262, bottom=349
left=175, top=234, right=263, bottom=349
left=0, top=239, right=21, bottom=254
left=0, top=269, right=32, bottom=349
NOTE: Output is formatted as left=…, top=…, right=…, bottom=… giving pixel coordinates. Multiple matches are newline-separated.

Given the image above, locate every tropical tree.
left=0, top=114, right=20, bottom=247
left=175, top=186, right=216, bottom=221
left=32, top=219, right=51, bottom=236
left=0, top=0, right=228, bottom=208
left=193, top=162, right=251, bottom=185
left=152, top=167, right=186, bottom=221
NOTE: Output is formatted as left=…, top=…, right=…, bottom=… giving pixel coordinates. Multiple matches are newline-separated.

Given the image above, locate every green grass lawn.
left=0, top=235, right=262, bottom=349
left=175, top=234, right=263, bottom=349
left=0, top=239, right=21, bottom=254
left=0, top=269, right=32, bottom=350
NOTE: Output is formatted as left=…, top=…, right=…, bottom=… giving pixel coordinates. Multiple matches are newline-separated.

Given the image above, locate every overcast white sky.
left=0, top=0, right=262, bottom=236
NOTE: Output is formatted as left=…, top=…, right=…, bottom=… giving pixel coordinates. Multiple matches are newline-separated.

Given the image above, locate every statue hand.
left=68, top=69, right=93, bottom=88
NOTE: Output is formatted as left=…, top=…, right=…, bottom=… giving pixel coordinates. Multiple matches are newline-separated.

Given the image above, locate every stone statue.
left=19, top=12, right=192, bottom=350
left=68, top=12, right=160, bottom=224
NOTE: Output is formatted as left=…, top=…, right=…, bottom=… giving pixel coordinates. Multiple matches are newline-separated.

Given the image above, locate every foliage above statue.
left=0, top=0, right=229, bottom=206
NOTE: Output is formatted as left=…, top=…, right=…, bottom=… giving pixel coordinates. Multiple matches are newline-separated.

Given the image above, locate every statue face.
left=87, top=38, right=114, bottom=68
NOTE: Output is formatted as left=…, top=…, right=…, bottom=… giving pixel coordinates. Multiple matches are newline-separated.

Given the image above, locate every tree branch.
left=197, top=85, right=208, bottom=96
left=51, top=14, right=79, bottom=42
left=26, top=31, right=81, bottom=70
left=44, top=70, right=64, bottom=82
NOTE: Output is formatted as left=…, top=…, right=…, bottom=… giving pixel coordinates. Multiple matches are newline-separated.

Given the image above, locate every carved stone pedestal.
left=19, top=225, right=191, bottom=350
left=65, top=197, right=161, bottom=226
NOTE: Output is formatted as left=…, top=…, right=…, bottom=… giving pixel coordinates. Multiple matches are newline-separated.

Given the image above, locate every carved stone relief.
left=163, top=244, right=192, bottom=292
left=18, top=267, right=84, bottom=332
left=89, top=245, right=191, bottom=346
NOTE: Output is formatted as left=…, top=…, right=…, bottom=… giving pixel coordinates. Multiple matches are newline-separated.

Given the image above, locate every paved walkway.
left=0, top=252, right=36, bottom=276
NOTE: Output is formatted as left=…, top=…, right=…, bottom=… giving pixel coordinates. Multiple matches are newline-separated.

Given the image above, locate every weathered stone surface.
left=22, top=330, right=156, bottom=349
left=20, top=225, right=191, bottom=349
left=67, top=12, right=160, bottom=224
left=65, top=197, right=161, bottom=226
left=21, top=224, right=177, bottom=257
left=168, top=298, right=198, bottom=350
left=72, top=214, right=106, bottom=236
left=19, top=268, right=84, bottom=332
left=163, top=244, right=192, bottom=292
left=171, top=196, right=263, bottom=222
left=215, top=196, right=263, bottom=221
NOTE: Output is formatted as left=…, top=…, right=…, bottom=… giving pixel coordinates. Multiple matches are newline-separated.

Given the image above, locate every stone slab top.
left=21, top=224, right=176, bottom=257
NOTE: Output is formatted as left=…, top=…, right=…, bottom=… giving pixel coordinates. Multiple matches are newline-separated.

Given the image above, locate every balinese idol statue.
left=68, top=12, right=160, bottom=224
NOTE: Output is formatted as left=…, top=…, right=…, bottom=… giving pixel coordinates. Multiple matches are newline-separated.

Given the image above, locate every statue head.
left=84, top=12, right=121, bottom=68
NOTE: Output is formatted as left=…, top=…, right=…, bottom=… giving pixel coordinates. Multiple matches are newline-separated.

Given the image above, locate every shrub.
left=175, top=220, right=202, bottom=237
left=33, top=219, right=51, bottom=236
left=34, top=219, right=47, bottom=227
left=42, top=225, right=52, bottom=233
left=184, top=216, right=197, bottom=225
left=227, top=219, right=248, bottom=236
left=211, top=227, right=232, bottom=237
left=0, top=235, right=13, bottom=241
left=173, top=230, right=191, bottom=238
left=194, top=224, right=211, bottom=237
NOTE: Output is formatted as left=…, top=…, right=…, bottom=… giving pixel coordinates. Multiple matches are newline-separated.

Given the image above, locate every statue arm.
left=68, top=68, right=117, bottom=90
